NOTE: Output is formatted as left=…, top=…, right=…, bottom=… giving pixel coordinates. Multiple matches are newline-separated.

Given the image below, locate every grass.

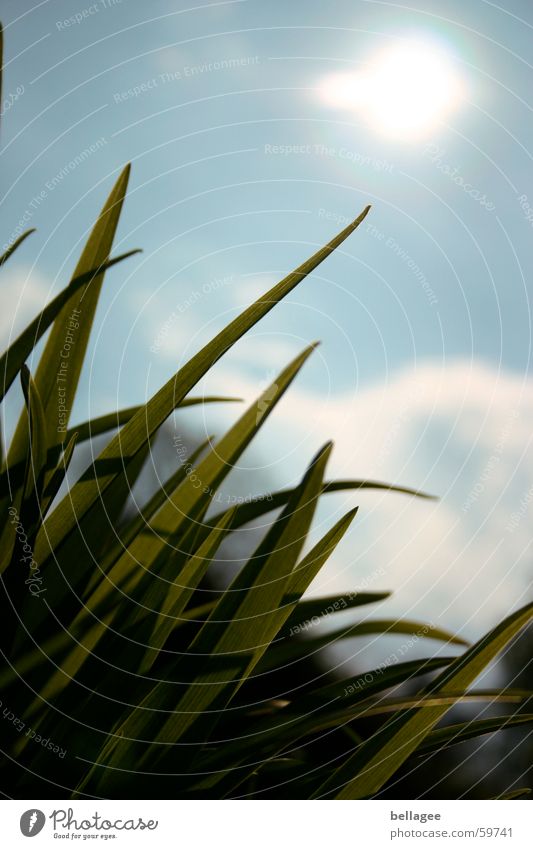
left=1, top=23, right=532, bottom=799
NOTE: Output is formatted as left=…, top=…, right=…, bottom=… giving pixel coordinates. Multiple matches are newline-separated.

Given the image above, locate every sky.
left=1, top=0, right=533, bottom=650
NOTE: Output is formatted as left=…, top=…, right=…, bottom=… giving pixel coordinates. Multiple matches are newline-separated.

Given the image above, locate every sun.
left=318, top=38, right=464, bottom=140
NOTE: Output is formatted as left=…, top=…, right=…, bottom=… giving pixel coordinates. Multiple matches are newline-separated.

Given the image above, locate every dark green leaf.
left=0, top=229, right=35, bottom=267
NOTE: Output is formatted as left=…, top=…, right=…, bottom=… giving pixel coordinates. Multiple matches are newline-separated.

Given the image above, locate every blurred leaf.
left=3, top=439, right=214, bottom=697
left=0, top=249, right=139, bottom=404
left=205, top=693, right=532, bottom=800
left=192, top=656, right=455, bottom=794
left=81, top=436, right=214, bottom=597
left=260, top=619, right=467, bottom=672
left=0, top=229, right=35, bottom=267
left=0, top=366, right=48, bottom=575
left=494, top=788, right=531, bottom=800
left=414, top=713, right=533, bottom=757
left=40, top=432, right=78, bottom=518
left=19, top=365, right=48, bottom=506
left=126, top=346, right=319, bottom=640
left=281, top=592, right=392, bottom=636
left=315, top=601, right=533, bottom=799
left=206, top=478, right=435, bottom=534
left=64, top=396, right=240, bottom=445
left=77, top=441, right=338, bottom=789
left=139, top=506, right=237, bottom=675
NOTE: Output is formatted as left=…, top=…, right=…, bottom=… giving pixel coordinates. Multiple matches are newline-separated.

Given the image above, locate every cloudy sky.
left=1, top=0, right=533, bottom=645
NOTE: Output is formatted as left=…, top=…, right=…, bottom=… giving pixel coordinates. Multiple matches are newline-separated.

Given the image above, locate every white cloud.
left=198, top=354, right=533, bottom=641
left=0, top=265, right=50, bottom=351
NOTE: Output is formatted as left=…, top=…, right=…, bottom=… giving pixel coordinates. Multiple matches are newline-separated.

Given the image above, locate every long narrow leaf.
left=414, top=714, right=533, bottom=758
left=494, top=788, right=531, bottom=800
left=281, top=592, right=392, bottom=636
left=191, top=656, right=455, bottom=795
left=0, top=366, right=48, bottom=574
left=259, top=619, right=467, bottom=672
left=139, top=507, right=238, bottom=675
left=40, top=432, right=78, bottom=517
left=207, top=478, right=435, bottom=533
left=34, top=207, right=371, bottom=573
left=125, top=346, right=319, bottom=635
left=64, top=396, right=240, bottom=445
left=0, top=249, right=140, bottom=404
left=76, top=441, right=337, bottom=790
left=0, top=229, right=35, bottom=267
left=2, top=439, right=214, bottom=696
left=315, top=601, right=533, bottom=799
left=9, top=166, right=131, bottom=460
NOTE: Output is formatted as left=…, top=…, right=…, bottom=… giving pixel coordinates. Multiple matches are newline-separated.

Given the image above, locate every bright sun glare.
left=318, top=39, right=463, bottom=140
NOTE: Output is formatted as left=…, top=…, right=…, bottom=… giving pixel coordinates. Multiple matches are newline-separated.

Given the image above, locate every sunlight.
left=318, top=38, right=464, bottom=140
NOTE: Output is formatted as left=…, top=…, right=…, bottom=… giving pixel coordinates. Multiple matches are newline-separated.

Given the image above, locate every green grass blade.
left=76, top=442, right=336, bottom=791
left=34, top=207, right=371, bottom=571
left=260, top=619, right=467, bottom=672
left=8, top=166, right=131, bottom=460
left=214, top=691, right=529, bottom=785
left=70, top=352, right=321, bottom=692
left=414, top=714, right=533, bottom=758
left=3, top=439, right=215, bottom=698
left=262, top=507, right=359, bottom=641
left=80, top=436, right=214, bottom=599
left=40, top=432, right=78, bottom=517
left=35, top=344, right=316, bottom=652
left=64, top=396, right=240, bottom=445
left=15, top=608, right=118, bottom=747
left=192, top=656, right=454, bottom=795
left=314, top=601, right=533, bottom=799
left=187, top=477, right=432, bottom=571
left=278, top=656, right=459, bottom=723
left=0, top=229, right=35, bottom=267
left=206, top=479, right=434, bottom=533
left=0, top=366, right=47, bottom=574
left=0, top=250, right=140, bottom=404
left=124, top=347, right=319, bottom=635
left=281, top=592, right=392, bottom=636
left=494, top=788, right=531, bottom=800
left=352, top=691, right=530, bottom=716
left=139, top=506, right=237, bottom=675
left=19, top=364, right=48, bottom=506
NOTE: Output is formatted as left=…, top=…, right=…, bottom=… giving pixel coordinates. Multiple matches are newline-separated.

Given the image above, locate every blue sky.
left=1, top=0, right=533, bottom=646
